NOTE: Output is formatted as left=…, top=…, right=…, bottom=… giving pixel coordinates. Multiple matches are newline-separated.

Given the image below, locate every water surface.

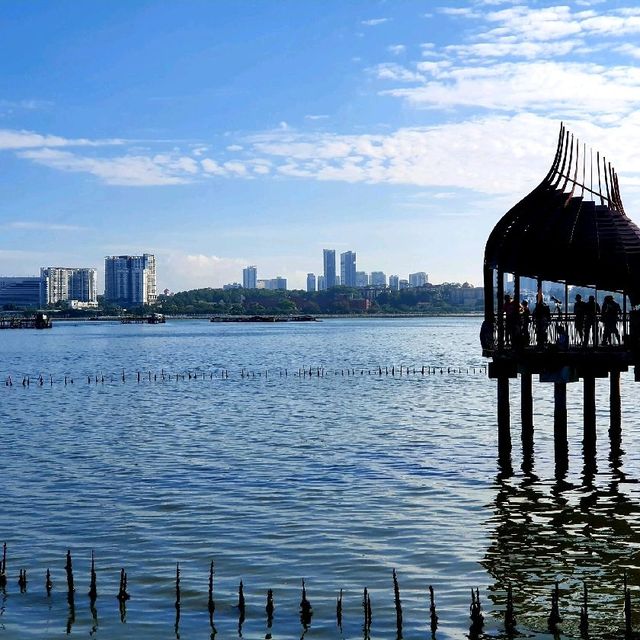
left=1, top=318, right=640, bottom=639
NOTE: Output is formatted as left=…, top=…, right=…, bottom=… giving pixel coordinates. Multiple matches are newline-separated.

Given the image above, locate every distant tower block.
left=481, top=123, right=640, bottom=471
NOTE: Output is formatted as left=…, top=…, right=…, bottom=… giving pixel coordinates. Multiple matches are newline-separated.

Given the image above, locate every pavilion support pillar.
left=497, top=269, right=505, bottom=350
left=554, top=382, right=568, bottom=473
left=497, top=376, right=511, bottom=454
left=521, top=371, right=533, bottom=443
left=583, top=375, right=597, bottom=455
left=610, top=370, right=621, bottom=436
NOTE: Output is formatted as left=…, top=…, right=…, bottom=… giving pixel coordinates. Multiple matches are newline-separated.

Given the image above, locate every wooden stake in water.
left=429, top=585, right=438, bottom=634
left=18, top=569, right=27, bottom=592
left=579, top=581, right=588, bottom=636
left=0, top=542, right=6, bottom=588
left=624, top=571, right=632, bottom=637
left=392, top=569, right=403, bottom=636
left=547, top=581, right=561, bottom=633
left=266, top=588, right=274, bottom=627
left=505, top=582, right=516, bottom=633
left=336, top=588, right=343, bottom=629
left=300, top=579, right=312, bottom=628
left=65, top=550, right=75, bottom=601
left=469, top=588, right=484, bottom=635
left=175, top=563, right=181, bottom=634
left=117, top=568, right=130, bottom=602
left=88, top=550, right=97, bottom=602
left=363, top=586, right=372, bottom=633
left=45, top=568, right=52, bottom=596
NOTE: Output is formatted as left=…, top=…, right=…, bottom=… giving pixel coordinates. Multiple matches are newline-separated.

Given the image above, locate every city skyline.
left=3, top=2, right=640, bottom=290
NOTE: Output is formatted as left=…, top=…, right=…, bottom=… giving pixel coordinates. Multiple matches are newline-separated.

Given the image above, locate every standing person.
left=584, top=295, right=601, bottom=346
left=574, top=294, right=586, bottom=345
left=533, top=299, right=551, bottom=347
left=601, top=295, right=621, bottom=345
left=521, top=300, right=531, bottom=346
left=502, top=294, right=521, bottom=347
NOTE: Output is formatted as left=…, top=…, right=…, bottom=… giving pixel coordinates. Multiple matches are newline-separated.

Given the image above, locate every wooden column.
left=583, top=375, right=597, bottom=453
left=610, top=370, right=621, bottom=434
left=497, top=269, right=505, bottom=350
left=521, top=371, right=533, bottom=442
left=554, top=382, right=568, bottom=473
left=497, top=376, right=511, bottom=451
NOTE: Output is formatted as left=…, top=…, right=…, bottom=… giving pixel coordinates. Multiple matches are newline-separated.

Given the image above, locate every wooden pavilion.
left=482, top=124, right=640, bottom=470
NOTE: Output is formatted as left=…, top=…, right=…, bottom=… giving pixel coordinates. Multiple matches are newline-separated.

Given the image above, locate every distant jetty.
left=120, top=313, right=166, bottom=324
left=210, top=314, right=317, bottom=323
left=0, top=312, right=52, bottom=330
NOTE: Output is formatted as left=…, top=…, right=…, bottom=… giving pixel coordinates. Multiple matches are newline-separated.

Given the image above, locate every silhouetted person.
left=503, top=294, right=521, bottom=347
left=601, top=295, right=621, bottom=345
left=521, top=300, right=531, bottom=346
left=533, top=300, right=551, bottom=347
left=584, top=295, right=600, bottom=346
left=574, top=294, right=586, bottom=345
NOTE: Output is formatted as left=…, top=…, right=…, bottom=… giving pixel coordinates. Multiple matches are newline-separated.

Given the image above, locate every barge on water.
left=121, top=313, right=166, bottom=324
left=210, top=314, right=317, bottom=323
left=0, top=312, right=52, bottom=329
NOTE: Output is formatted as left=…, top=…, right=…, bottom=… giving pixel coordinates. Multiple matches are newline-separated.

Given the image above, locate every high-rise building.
left=41, top=267, right=97, bottom=306
left=317, top=275, right=327, bottom=291
left=409, top=272, right=428, bottom=288
left=370, top=271, right=387, bottom=287
left=323, top=249, right=336, bottom=289
left=243, top=265, right=257, bottom=289
left=256, top=277, right=287, bottom=290
left=355, top=271, right=369, bottom=287
left=389, top=275, right=400, bottom=291
left=306, top=273, right=316, bottom=292
left=0, top=277, right=43, bottom=308
left=340, top=251, right=357, bottom=287
left=104, top=254, right=157, bottom=306
left=399, top=279, right=409, bottom=289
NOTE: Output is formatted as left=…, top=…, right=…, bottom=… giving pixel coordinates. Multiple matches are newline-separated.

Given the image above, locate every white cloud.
left=361, top=18, right=389, bottom=26
left=5, top=221, right=86, bottom=232
left=373, top=63, right=425, bottom=83
left=387, top=44, right=406, bottom=55
left=382, top=61, right=640, bottom=120
left=0, top=128, right=124, bottom=150
left=244, top=113, right=640, bottom=197
left=162, top=252, right=247, bottom=290
left=18, top=148, right=194, bottom=186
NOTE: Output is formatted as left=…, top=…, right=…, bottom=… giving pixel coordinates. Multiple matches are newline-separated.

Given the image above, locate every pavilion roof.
left=484, top=124, right=640, bottom=303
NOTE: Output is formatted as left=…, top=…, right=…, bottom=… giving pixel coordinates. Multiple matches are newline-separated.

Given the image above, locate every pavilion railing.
left=491, top=313, right=630, bottom=352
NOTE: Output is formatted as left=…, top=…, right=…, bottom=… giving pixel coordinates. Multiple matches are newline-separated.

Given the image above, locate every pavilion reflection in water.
left=484, top=432, right=640, bottom=639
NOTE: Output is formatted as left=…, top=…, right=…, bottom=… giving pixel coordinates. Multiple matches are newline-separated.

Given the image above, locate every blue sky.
left=2, top=0, right=640, bottom=291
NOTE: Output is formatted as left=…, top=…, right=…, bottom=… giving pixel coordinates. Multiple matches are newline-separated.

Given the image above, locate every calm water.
left=1, top=317, right=640, bottom=639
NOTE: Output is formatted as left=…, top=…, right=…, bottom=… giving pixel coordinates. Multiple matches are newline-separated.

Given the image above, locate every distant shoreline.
left=52, top=312, right=483, bottom=322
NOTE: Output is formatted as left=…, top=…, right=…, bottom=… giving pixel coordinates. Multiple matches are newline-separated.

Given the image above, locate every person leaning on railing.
left=584, top=295, right=600, bottom=347
left=574, top=294, right=586, bottom=345
left=601, top=295, right=621, bottom=345
left=533, top=299, right=551, bottom=347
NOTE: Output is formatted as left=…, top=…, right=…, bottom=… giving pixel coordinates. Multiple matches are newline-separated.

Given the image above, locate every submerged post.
left=583, top=375, right=596, bottom=453
left=497, top=376, right=511, bottom=451
left=554, top=382, right=568, bottom=471
left=610, top=369, right=621, bottom=434
left=521, top=371, right=533, bottom=443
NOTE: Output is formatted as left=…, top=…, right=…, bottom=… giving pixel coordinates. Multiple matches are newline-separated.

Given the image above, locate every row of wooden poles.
left=3, top=365, right=488, bottom=388
left=496, top=368, right=623, bottom=475
left=0, top=544, right=636, bottom=638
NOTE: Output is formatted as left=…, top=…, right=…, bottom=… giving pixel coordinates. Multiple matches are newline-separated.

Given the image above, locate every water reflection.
left=485, top=438, right=640, bottom=638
